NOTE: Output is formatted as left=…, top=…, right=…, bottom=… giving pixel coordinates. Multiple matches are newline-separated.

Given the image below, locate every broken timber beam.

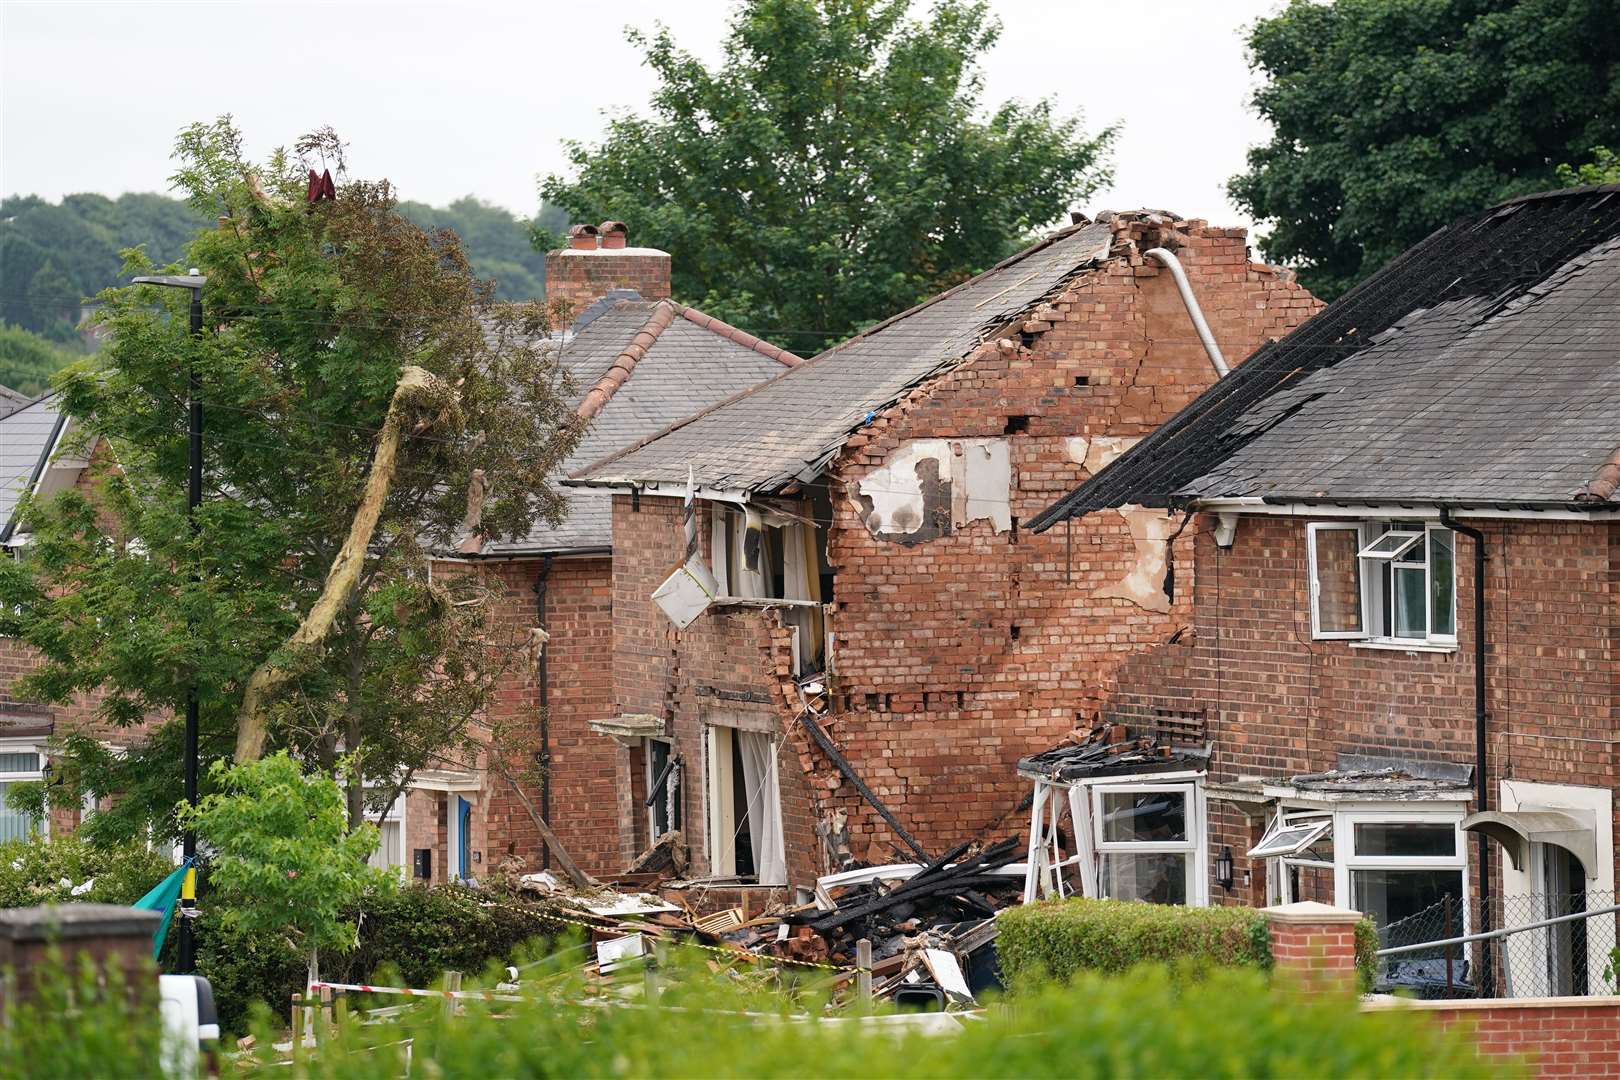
left=798, top=710, right=929, bottom=861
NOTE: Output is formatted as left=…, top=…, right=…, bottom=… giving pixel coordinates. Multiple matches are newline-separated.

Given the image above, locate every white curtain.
left=735, top=730, right=786, bottom=885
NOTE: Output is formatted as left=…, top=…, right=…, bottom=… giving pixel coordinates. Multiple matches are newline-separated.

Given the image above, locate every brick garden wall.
left=814, top=218, right=1322, bottom=860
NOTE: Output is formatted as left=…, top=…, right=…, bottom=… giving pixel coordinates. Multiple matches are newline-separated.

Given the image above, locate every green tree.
left=542, top=0, right=1114, bottom=353
left=180, top=753, right=386, bottom=986
left=1231, top=0, right=1620, bottom=300
left=396, top=197, right=567, bottom=302
left=0, top=323, right=83, bottom=397
left=0, top=118, right=582, bottom=843
left=1558, top=146, right=1620, bottom=185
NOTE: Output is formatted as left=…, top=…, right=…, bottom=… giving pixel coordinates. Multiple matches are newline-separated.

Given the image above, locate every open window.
left=1307, top=522, right=1456, bottom=645
left=645, top=736, right=681, bottom=842
left=705, top=724, right=786, bottom=885
left=711, top=504, right=828, bottom=676
left=1248, top=816, right=1332, bottom=859
left=1092, top=781, right=1206, bottom=906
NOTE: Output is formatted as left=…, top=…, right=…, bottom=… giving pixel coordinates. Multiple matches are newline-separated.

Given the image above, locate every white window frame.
left=0, top=740, right=48, bottom=841
left=1266, top=804, right=1468, bottom=923
left=1307, top=522, right=1365, bottom=639
left=1089, top=778, right=1208, bottom=907
left=1307, top=521, right=1457, bottom=646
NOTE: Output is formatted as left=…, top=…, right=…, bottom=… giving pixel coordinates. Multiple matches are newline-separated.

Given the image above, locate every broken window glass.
left=1100, top=790, right=1186, bottom=844
left=1308, top=524, right=1363, bottom=637
left=1101, top=852, right=1188, bottom=905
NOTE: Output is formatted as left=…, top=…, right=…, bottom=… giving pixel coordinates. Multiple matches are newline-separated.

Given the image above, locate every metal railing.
left=1374, top=891, right=1619, bottom=999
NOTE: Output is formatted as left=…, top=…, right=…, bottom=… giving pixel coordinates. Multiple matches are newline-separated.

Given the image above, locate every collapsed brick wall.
left=609, top=494, right=820, bottom=886
left=814, top=218, right=1322, bottom=860
left=1103, top=517, right=1620, bottom=903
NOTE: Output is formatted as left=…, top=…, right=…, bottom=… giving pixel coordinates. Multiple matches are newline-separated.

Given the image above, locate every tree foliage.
left=0, top=323, right=84, bottom=397
left=0, top=118, right=581, bottom=840
left=180, top=753, right=387, bottom=976
left=542, top=0, right=1114, bottom=353
left=1231, top=0, right=1620, bottom=299
left=396, top=197, right=568, bottom=301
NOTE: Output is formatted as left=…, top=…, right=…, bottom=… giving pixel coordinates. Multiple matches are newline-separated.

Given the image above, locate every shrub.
left=240, top=947, right=1501, bottom=1079
left=998, top=898, right=1272, bottom=985
left=193, top=882, right=566, bottom=1035
left=0, top=834, right=172, bottom=908
left=0, top=949, right=161, bottom=1079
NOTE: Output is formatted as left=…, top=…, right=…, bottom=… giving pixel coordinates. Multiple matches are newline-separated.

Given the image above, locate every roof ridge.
left=565, top=222, right=1106, bottom=486
left=575, top=300, right=679, bottom=420
left=679, top=306, right=801, bottom=367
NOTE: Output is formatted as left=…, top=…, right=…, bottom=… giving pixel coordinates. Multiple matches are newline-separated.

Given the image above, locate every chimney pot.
left=568, top=223, right=600, bottom=250
left=598, top=220, right=629, bottom=249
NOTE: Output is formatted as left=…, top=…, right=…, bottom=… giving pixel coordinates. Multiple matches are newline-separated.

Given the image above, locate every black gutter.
left=1439, top=507, right=1492, bottom=993
left=533, top=555, right=553, bottom=871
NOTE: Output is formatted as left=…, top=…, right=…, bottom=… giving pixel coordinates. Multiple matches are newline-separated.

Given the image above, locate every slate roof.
left=477, top=299, right=796, bottom=555
left=0, top=384, right=30, bottom=419
left=0, top=393, right=68, bottom=545
left=569, top=221, right=1116, bottom=494
left=1030, top=186, right=1620, bottom=529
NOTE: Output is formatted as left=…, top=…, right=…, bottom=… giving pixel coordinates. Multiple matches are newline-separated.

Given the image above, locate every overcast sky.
left=3, top=0, right=1284, bottom=229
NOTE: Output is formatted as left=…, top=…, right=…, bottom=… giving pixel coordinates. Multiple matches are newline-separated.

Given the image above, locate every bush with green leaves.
left=0, top=948, right=162, bottom=1080
left=999, top=897, right=1380, bottom=993
left=236, top=946, right=1500, bottom=1079
left=193, top=880, right=567, bottom=1036
left=0, top=833, right=172, bottom=908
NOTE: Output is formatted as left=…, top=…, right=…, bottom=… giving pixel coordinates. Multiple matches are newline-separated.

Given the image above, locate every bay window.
left=1308, top=522, right=1457, bottom=645
left=1093, top=781, right=1206, bottom=906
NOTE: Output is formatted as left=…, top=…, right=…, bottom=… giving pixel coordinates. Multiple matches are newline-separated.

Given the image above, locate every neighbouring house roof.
left=567, top=221, right=1116, bottom=495
left=471, top=297, right=798, bottom=556
left=1030, top=186, right=1620, bottom=529
left=0, top=384, right=30, bottom=419
left=0, top=393, right=69, bottom=546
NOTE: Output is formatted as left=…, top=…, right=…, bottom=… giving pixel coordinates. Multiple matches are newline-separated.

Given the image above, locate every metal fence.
left=1375, top=891, right=1619, bottom=999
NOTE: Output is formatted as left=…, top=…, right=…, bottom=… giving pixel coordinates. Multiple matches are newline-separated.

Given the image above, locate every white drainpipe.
left=1144, top=247, right=1230, bottom=377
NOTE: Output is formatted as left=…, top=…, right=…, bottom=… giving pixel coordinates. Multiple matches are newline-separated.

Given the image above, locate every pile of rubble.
left=514, top=836, right=1024, bottom=1010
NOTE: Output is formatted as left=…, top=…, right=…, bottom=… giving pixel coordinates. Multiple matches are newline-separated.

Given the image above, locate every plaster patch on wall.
left=1082, top=436, right=1139, bottom=475
left=856, top=438, right=1011, bottom=543
left=1064, top=437, right=1090, bottom=466
left=1093, top=503, right=1174, bottom=613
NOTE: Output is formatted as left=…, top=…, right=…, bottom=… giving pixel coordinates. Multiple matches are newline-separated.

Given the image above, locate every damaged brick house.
left=566, top=211, right=1320, bottom=895
left=1027, top=185, right=1620, bottom=997
left=0, top=224, right=800, bottom=884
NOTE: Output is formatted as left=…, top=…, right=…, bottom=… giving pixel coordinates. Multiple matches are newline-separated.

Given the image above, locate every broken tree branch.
left=233, top=365, right=458, bottom=762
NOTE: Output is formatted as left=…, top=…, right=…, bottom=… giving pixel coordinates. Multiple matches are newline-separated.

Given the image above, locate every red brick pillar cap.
left=1262, top=900, right=1364, bottom=926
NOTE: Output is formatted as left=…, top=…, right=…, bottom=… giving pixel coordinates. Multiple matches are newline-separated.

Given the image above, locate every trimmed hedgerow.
left=998, top=898, right=1272, bottom=987
left=998, top=898, right=1379, bottom=992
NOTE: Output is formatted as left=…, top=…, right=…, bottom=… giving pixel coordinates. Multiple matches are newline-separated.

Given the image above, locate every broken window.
left=1091, top=781, right=1206, bottom=906
left=711, top=504, right=828, bottom=676
left=645, top=736, right=681, bottom=841
left=704, top=723, right=786, bottom=885
left=1307, top=522, right=1456, bottom=644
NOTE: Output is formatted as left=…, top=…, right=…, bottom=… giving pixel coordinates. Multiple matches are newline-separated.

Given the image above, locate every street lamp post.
left=132, top=269, right=206, bottom=974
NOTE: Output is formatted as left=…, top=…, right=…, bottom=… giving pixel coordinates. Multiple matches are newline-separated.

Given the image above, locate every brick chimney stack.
left=545, top=220, right=671, bottom=317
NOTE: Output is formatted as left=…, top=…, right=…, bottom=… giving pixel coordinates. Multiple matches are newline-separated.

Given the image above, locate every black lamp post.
left=132, top=269, right=206, bottom=974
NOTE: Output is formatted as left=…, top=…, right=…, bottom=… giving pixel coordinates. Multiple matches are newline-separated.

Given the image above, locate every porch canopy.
left=1460, top=810, right=1597, bottom=878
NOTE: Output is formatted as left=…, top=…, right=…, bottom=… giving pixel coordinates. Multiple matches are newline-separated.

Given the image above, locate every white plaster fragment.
left=1083, top=436, right=1140, bottom=475
left=1064, top=436, right=1090, bottom=466
left=856, top=437, right=1012, bottom=539
left=1093, top=503, right=1173, bottom=613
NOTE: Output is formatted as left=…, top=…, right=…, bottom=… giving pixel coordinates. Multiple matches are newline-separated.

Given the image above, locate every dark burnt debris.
left=1018, top=720, right=1211, bottom=781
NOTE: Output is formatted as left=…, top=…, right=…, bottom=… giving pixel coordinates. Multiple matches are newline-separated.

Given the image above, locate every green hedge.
left=191, top=882, right=566, bottom=1035
left=0, top=834, right=172, bottom=908
left=999, top=898, right=1378, bottom=992
left=999, top=898, right=1272, bottom=986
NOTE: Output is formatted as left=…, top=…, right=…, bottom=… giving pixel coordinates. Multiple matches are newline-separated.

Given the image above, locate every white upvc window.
left=1091, top=780, right=1208, bottom=907
left=645, top=736, right=680, bottom=841
left=365, top=793, right=408, bottom=875
left=1257, top=806, right=1467, bottom=935
left=0, top=745, right=46, bottom=842
left=1307, top=521, right=1457, bottom=645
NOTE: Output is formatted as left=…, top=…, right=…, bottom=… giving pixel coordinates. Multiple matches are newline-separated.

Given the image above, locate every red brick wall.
left=610, top=494, right=820, bottom=885
left=432, top=555, right=621, bottom=879
left=1105, top=516, right=1620, bottom=900
left=1413, top=999, right=1620, bottom=1077
left=544, top=248, right=672, bottom=313
left=816, top=219, right=1322, bottom=858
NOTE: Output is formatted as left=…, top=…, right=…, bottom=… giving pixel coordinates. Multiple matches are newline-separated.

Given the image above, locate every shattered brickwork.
left=609, top=494, right=820, bottom=886
left=813, top=217, right=1321, bottom=860
left=431, top=555, right=620, bottom=880
left=1102, top=516, right=1620, bottom=904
